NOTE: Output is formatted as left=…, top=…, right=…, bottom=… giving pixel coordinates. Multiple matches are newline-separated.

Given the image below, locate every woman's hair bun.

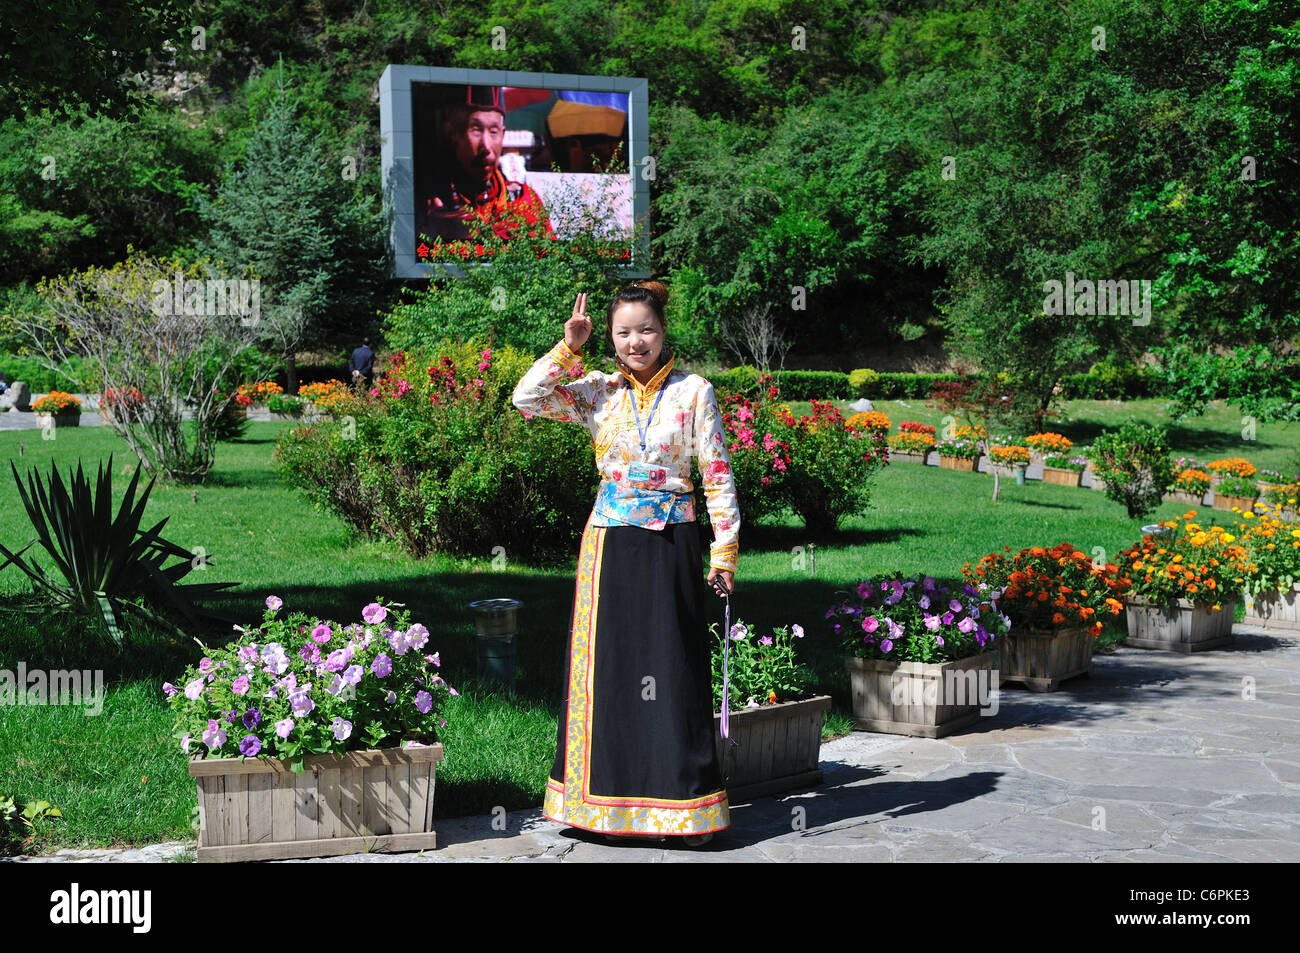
left=634, top=279, right=669, bottom=307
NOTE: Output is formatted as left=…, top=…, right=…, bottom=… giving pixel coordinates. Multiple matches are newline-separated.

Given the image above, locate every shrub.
left=848, top=368, right=879, bottom=397
left=0, top=354, right=91, bottom=392
left=715, top=377, right=887, bottom=532
left=1215, top=477, right=1259, bottom=499
left=988, top=444, right=1031, bottom=467
left=273, top=341, right=598, bottom=562
left=1088, top=422, right=1177, bottom=519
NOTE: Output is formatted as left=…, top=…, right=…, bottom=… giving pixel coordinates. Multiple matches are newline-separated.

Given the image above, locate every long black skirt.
left=542, top=513, right=729, bottom=836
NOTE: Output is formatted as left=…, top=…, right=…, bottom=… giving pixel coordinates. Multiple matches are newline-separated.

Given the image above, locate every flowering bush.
left=1026, top=432, right=1073, bottom=455
left=266, top=392, right=305, bottom=416
left=298, top=379, right=350, bottom=413
left=1207, top=458, right=1257, bottom=480
left=962, top=543, right=1129, bottom=638
left=1043, top=454, right=1088, bottom=471
left=1173, top=469, right=1212, bottom=495
left=31, top=391, right=81, bottom=415
left=827, top=574, right=1005, bottom=663
left=274, top=340, right=596, bottom=560
left=782, top=398, right=888, bottom=532
left=717, top=381, right=887, bottom=532
left=709, top=619, right=813, bottom=709
left=955, top=424, right=987, bottom=442
left=900, top=421, right=936, bottom=436
left=101, top=386, right=145, bottom=409
left=1087, top=422, right=1177, bottom=518
left=988, top=444, right=1031, bottom=466
left=1116, top=511, right=1251, bottom=608
left=888, top=431, right=936, bottom=454
left=718, top=389, right=793, bottom=524
left=1233, top=507, right=1300, bottom=596
left=166, top=597, right=456, bottom=771
left=845, top=411, right=891, bottom=434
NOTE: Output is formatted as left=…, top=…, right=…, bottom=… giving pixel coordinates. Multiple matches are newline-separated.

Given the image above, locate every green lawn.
left=0, top=405, right=1288, bottom=850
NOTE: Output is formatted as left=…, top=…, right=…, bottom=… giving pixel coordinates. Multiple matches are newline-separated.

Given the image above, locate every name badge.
left=626, top=461, right=669, bottom=487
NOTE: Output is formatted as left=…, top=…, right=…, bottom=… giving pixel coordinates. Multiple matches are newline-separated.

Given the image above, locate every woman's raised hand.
left=564, top=293, right=591, bottom=353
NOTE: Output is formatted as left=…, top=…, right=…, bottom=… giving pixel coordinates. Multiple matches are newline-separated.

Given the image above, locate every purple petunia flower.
left=949, top=599, right=962, bottom=613
left=202, top=723, right=227, bottom=751
left=231, top=675, right=250, bottom=696
left=406, top=623, right=429, bottom=651
left=880, top=639, right=894, bottom=654
left=162, top=682, right=178, bottom=697
left=426, top=653, right=441, bottom=667
left=243, top=709, right=261, bottom=730
left=300, top=642, right=321, bottom=665
left=730, top=623, right=747, bottom=641
left=198, top=657, right=214, bottom=674
left=275, top=718, right=294, bottom=739
left=324, top=648, right=351, bottom=673
left=958, top=616, right=976, bottom=633
left=260, top=642, right=289, bottom=674
left=941, top=611, right=955, bottom=625
left=237, top=645, right=259, bottom=663
left=414, top=690, right=433, bottom=714
left=290, top=690, right=315, bottom=717
left=918, top=594, right=931, bottom=611
left=266, top=595, right=283, bottom=611
left=759, top=636, right=773, bottom=646
left=332, top=717, right=353, bottom=742
left=372, top=654, right=393, bottom=678
left=362, top=602, right=387, bottom=624
left=239, top=735, right=261, bottom=757
left=791, top=624, right=804, bottom=639
left=310, top=623, right=332, bottom=644
left=923, top=576, right=936, bottom=590
left=385, top=691, right=397, bottom=705
left=924, top=614, right=941, bottom=631
left=343, top=664, right=364, bottom=686
left=388, top=630, right=410, bottom=656
left=936, top=634, right=945, bottom=647
left=862, top=616, right=879, bottom=633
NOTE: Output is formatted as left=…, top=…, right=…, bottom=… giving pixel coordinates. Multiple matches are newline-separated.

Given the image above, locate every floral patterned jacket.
left=511, top=339, right=741, bottom=573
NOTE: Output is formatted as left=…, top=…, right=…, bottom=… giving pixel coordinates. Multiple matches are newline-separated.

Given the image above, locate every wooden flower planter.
left=939, top=455, right=977, bottom=472
left=1243, top=584, right=1300, bottom=631
left=713, top=695, right=831, bottom=801
left=33, top=411, right=80, bottom=428
left=1211, top=493, right=1257, bottom=513
left=1124, top=596, right=1236, bottom=653
left=845, top=654, right=994, bottom=738
left=1041, top=467, right=1083, bottom=488
left=189, top=744, right=444, bottom=863
left=1000, top=626, right=1094, bottom=691
left=890, top=449, right=934, bottom=465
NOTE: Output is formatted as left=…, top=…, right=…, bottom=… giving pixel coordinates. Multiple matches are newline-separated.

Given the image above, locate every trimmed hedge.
left=710, top=365, right=1165, bottom=402
left=0, top=354, right=92, bottom=392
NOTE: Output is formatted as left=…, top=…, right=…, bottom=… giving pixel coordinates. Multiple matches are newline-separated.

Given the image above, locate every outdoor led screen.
left=380, top=66, right=650, bottom=279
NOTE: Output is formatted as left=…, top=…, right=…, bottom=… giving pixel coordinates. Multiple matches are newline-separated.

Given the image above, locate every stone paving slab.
left=6, top=623, right=1299, bottom=863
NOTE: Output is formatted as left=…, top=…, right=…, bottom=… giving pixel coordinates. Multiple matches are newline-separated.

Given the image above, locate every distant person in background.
left=349, top=337, right=375, bottom=391
left=0, top=372, right=8, bottom=395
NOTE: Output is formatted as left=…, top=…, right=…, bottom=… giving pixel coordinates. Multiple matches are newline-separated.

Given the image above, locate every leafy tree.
left=199, top=65, right=386, bottom=391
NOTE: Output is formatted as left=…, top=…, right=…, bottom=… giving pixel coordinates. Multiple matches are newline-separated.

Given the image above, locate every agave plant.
left=0, top=454, right=239, bottom=644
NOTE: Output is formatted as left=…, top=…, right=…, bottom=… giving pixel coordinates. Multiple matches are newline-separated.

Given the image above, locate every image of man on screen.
left=417, top=85, right=556, bottom=253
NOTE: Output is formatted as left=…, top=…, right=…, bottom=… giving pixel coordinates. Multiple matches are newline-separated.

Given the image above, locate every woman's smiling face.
left=610, top=301, right=664, bottom=376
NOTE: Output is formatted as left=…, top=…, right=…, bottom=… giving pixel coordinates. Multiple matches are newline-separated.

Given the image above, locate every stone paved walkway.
left=6, top=622, right=1298, bottom=863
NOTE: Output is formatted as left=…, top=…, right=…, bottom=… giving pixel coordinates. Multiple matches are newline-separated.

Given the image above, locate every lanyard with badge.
left=625, top=376, right=669, bottom=486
